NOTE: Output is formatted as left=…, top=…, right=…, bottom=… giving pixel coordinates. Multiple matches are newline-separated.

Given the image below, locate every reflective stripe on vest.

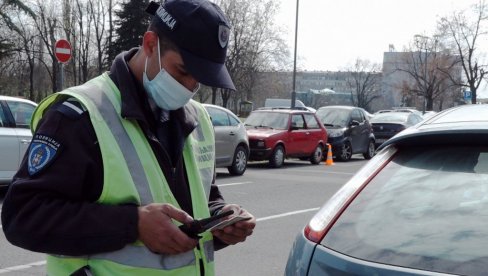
left=88, top=240, right=214, bottom=270
left=74, top=85, right=153, bottom=204
left=35, top=73, right=215, bottom=275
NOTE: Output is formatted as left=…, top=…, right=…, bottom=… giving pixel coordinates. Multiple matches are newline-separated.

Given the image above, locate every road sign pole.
left=60, top=63, right=64, bottom=91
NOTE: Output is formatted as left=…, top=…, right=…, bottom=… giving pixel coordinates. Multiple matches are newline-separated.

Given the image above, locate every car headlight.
left=328, top=131, right=343, bottom=138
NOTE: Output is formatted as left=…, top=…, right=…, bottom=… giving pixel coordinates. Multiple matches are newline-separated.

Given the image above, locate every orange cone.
left=325, top=143, right=334, bottom=166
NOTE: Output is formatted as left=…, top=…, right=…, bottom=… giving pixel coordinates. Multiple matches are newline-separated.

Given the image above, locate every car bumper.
left=285, top=231, right=316, bottom=276
left=249, top=148, right=272, bottom=161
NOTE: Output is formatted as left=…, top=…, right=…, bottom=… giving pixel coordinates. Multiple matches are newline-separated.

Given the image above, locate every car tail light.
left=304, top=146, right=397, bottom=243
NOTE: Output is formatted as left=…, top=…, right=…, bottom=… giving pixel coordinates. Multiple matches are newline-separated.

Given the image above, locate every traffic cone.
left=325, top=143, right=334, bottom=166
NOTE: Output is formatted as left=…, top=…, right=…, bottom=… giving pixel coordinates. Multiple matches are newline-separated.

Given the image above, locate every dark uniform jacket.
left=1, top=49, right=226, bottom=256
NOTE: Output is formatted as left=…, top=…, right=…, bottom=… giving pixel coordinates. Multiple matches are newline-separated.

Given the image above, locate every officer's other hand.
left=138, top=203, right=198, bottom=254
left=211, top=204, right=256, bottom=245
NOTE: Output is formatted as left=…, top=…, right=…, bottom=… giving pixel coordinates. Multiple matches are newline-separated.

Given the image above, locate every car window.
left=304, top=114, right=320, bottom=129
left=371, top=112, right=409, bottom=123
left=229, top=115, right=240, bottom=126
left=6, top=100, right=36, bottom=128
left=291, top=114, right=305, bottom=129
left=316, top=108, right=350, bottom=127
left=322, top=146, right=488, bottom=275
left=206, top=107, right=230, bottom=127
left=0, top=104, right=6, bottom=127
left=351, top=109, right=362, bottom=122
left=244, top=112, right=289, bottom=130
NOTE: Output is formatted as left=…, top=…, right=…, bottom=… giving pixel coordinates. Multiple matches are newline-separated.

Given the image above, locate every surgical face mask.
left=143, top=39, right=200, bottom=110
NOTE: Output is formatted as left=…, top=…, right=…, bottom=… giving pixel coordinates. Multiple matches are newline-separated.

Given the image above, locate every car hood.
left=326, top=127, right=346, bottom=136
left=246, top=128, right=287, bottom=138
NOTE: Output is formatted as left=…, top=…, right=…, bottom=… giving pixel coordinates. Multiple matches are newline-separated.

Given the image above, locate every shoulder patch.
left=56, top=98, right=86, bottom=120
left=28, top=134, right=62, bottom=176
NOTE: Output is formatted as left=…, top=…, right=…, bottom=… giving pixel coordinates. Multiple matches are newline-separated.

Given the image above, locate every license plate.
left=376, top=138, right=387, bottom=143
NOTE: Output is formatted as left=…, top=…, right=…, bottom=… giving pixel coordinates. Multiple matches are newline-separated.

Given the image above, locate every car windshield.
left=244, top=112, right=289, bottom=130
left=371, top=112, right=409, bottom=123
left=315, top=108, right=350, bottom=127
left=322, top=146, right=488, bottom=275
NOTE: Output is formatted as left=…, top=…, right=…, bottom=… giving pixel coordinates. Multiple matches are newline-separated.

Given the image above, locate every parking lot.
left=0, top=156, right=367, bottom=275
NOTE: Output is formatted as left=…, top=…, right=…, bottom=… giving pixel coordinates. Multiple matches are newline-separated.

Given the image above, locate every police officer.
left=1, top=0, right=256, bottom=275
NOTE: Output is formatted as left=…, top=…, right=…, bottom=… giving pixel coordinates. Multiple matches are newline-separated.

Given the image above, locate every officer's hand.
left=137, top=203, right=198, bottom=254
left=211, top=204, right=256, bottom=245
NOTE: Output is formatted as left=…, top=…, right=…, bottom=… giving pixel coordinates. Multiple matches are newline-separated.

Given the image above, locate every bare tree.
left=395, top=34, right=460, bottom=111
left=32, top=0, right=62, bottom=93
left=345, top=58, right=382, bottom=111
left=89, top=0, right=107, bottom=75
left=214, top=0, right=289, bottom=111
left=438, top=0, right=488, bottom=104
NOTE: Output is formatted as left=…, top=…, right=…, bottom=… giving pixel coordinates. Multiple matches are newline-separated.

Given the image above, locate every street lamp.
left=291, top=0, right=299, bottom=108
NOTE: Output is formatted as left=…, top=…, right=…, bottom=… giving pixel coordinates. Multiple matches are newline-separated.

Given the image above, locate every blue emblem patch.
left=28, top=134, right=61, bottom=176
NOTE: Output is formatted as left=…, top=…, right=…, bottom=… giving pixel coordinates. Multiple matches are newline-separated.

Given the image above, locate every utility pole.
left=291, top=0, right=299, bottom=108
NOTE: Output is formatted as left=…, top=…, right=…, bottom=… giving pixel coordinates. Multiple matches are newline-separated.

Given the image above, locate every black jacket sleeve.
left=1, top=102, right=139, bottom=256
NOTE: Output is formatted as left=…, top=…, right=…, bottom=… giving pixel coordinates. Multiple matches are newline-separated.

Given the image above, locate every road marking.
left=218, top=181, right=253, bottom=187
left=0, top=261, right=46, bottom=274
left=285, top=169, right=354, bottom=175
left=0, top=207, right=320, bottom=273
left=257, top=207, right=319, bottom=222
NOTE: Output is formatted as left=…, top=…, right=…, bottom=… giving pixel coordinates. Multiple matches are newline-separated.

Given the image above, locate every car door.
left=205, top=106, right=235, bottom=167
left=304, top=113, right=325, bottom=148
left=0, top=100, right=35, bottom=184
left=350, top=109, right=369, bottom=152
left=288, top=114, right=309, bottom=155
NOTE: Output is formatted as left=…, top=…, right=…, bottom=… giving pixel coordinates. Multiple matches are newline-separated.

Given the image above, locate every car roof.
left=318, top=105, right=356, bottom=110
left=202, top=103, right=240, bottom=118
left=253, top=107, right=314, bottom=114
left=378, top=104, right=488, bottom=150
left=0, top=95, right=37, bottom=105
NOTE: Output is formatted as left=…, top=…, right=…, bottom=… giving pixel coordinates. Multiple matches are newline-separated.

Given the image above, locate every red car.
left=244, top=108, right=327, bottom=168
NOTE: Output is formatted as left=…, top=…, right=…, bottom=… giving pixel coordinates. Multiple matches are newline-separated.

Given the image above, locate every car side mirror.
left=350, top=120, right=360, bottom=126
left=290, top=126, right=300, bottom=131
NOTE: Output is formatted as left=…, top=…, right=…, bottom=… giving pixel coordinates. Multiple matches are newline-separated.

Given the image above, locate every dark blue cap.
left=146, top=0, right=235, bottom=90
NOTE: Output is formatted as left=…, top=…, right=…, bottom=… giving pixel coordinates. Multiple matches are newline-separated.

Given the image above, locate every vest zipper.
left=196, top=244, right=205, bottom=276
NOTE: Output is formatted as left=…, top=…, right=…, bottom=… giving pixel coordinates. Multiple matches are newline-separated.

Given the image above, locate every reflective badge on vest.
left=28, top=134, right=61, bottom=176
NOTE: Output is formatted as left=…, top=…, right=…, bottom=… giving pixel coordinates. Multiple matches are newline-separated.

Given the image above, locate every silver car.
left=203, top=104, right=249, bottom=176
left=0, top=96, right=37, bottom=186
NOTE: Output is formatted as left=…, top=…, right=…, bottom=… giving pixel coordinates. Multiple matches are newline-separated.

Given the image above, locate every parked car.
left=315, top=106, right=375, bottom=161
left=203, top=104, right=249, bottom=176
left=244, top=108, right=327, bottom=168
left=264, top=98, right=316, bottom=112
left=285, top=104, right=488, bottom=275
left=371, top=111, right=423, bottom=147
left=422, top=110, right=437, bottom=119
left=0, top=96, right=37, bottom=186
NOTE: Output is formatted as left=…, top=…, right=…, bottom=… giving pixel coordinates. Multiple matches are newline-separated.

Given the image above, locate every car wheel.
left=363, top=140, right=376, bottom=160
left=310, top=144, right=324, bottom=164
left=337, top=141, right=352, bottom=161
left=269, top=145, right=285, bottom=168
left=227, top=145, right=248, bottom=176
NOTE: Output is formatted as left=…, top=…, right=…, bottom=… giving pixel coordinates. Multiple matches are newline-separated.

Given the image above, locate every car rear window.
left=244, top=112, right=289, bottom=130
left=322, top=146, right=488, bottom=275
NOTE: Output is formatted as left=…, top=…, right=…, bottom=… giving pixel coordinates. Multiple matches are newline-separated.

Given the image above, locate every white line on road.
left=0, top=207, right=320, bottom=273
left=285, top=169, right=354, bottom=175
left=0, top=261, right=46, bottom=274
left=257, top=207, right=319, bottom=222
left=217, top=181, right=253, bottom=187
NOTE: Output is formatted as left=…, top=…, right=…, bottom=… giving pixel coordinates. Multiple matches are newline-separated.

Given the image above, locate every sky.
left=276, top=0, right=485, bottom=70
left=275, top=0, right=488, bottom=97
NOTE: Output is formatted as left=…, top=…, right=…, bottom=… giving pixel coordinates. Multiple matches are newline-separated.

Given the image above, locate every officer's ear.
left=142, top=31, right=159, bottom=58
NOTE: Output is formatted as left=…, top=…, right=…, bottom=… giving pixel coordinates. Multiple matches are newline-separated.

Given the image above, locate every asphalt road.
left=0, top=156, right=368, bottom=275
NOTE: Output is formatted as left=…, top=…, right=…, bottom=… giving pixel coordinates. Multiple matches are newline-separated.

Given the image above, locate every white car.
left=203, top=104, right=249, bottom=176
left=0, top=96, right=37, bottom=186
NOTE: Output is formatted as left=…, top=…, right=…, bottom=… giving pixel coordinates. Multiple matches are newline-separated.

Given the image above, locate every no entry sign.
left=55, top=39, right=72, bottom=63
